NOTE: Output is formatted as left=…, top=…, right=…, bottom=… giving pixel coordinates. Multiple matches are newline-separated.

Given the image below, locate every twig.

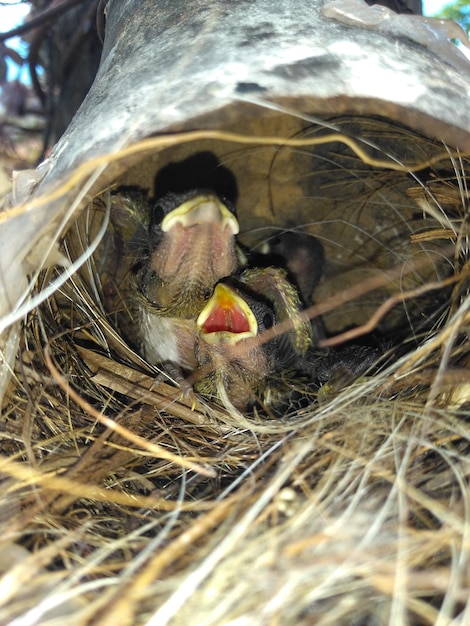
left=44, top=343, right=216, bottom=477
left=320, top=272, right=464, bottom=348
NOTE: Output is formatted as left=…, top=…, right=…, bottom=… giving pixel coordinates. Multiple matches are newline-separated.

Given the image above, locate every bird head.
left=138, top=190, right=240, bottom=316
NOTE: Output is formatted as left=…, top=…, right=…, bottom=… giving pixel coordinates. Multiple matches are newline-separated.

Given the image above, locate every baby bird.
left=130, top=189, right=241, bottom=375
left=255, top=231, right=325, bottom=342
left=194, top=267, right=313, bottom=409
left=194, top=278, right=278, bottom=409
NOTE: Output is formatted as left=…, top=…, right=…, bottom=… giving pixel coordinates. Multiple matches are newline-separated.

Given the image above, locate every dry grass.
left=1, top=117, right=470, bottom=626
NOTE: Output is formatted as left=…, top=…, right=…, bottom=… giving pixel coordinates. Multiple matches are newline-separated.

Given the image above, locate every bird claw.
left=177, top=379, right=198, bottom=410
left=149, top=363, right=198, bottom=408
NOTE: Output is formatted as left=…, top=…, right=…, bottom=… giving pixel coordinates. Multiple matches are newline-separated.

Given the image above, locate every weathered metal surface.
left=47, top=0, right=470, bottom=175
left=17, top=0, right=470, bottom=197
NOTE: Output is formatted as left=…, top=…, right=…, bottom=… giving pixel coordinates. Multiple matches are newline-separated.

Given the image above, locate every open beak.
left=162, top=193, right=239, bottom=234
left=197, top=283, right=257, bottom=345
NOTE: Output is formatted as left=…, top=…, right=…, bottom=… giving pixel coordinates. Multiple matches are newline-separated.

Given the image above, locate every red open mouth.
left=197, top=283, right=257, bottom=341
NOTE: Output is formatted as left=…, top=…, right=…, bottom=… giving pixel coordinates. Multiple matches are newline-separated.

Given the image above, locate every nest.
left=1, top=114, right=470, bottom=625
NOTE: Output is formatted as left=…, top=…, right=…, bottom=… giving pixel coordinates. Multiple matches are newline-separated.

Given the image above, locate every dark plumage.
left=255, top=231, right=325, bottom=343
left=314, top=342, right=387, bottom=390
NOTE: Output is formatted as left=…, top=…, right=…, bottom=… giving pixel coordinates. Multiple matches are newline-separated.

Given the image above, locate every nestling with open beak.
left=130, top=189, right=241, bottom=377
left=194, top=279, right=278, bottom=409
left=194, top=267, right=313, bottom=409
